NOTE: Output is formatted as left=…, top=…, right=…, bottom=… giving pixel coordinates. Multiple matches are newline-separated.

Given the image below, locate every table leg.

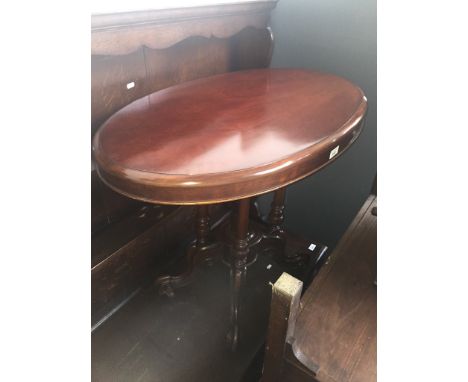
left=266, top=188, right=317, bottom=267
left=227, top=198, right=250, bottom=351
left=156, top=205, right=219, bottom=296
left=222, top=200, right=261, bottom=266
left=262, top=188, right=288, bottom=262
left=249, top=197, right=262, bottom=220
left=195, top=205, right=219, bottom=265
left=267, top=187, right=286, bottom=240
left=196, top=205, right=210, bottom=247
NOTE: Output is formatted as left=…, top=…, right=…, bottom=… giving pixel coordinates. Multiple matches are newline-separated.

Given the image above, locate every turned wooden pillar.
left=195, top=204, right=220, bottom=266
left=228, top=198, right=250, bottom=351
left=196, top=205, right=211, bottom=248
left=267, top=187, right=309, bottom=264
left=267, top=188, right=286, bottom=238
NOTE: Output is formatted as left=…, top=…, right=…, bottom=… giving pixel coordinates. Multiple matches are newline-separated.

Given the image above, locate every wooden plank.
left=262, top=272, right=303, bottom=382
left=91, top=204, right=176, bottom=267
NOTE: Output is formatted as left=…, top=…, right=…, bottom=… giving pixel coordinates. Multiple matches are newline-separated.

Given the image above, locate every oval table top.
left=93, top=69, right=367, bottom=205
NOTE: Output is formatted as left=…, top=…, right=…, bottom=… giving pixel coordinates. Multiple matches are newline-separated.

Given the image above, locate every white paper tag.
left=308, top=243, right=317, bottom=251
left=126, top=81, right=135, bottom=89
left=329, top=145, right=340, bottom=159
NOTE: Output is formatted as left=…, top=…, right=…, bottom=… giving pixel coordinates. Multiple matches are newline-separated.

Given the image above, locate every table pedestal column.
left=227, top=198, right=250, bottom=351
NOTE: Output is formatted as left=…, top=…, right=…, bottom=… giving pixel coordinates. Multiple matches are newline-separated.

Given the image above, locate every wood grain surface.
left=91, top=1, right=278, bottom=55
left=93, top=69, right=367, bottom=205
left=293, top=195, right=377, bottom=382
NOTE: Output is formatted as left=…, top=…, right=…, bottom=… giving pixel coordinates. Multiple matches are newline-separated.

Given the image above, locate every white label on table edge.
left=308, top=243, right=317, bottom=251
left=329, top=145, right=340, bottom=159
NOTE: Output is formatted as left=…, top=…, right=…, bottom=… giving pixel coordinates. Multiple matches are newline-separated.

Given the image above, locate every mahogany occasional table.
left=92, top=69, right=367, bottom=350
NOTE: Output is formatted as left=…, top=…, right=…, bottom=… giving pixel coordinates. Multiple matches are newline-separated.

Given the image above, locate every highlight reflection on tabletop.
left=95, top=69, right=365, bottom=176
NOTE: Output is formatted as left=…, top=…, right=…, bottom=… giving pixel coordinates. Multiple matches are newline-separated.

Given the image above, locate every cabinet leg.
left=227, top=198, right=250, bottom=351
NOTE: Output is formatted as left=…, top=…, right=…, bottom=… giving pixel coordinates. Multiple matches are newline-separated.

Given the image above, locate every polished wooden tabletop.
left=93, top=69, right=367, bottom=204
